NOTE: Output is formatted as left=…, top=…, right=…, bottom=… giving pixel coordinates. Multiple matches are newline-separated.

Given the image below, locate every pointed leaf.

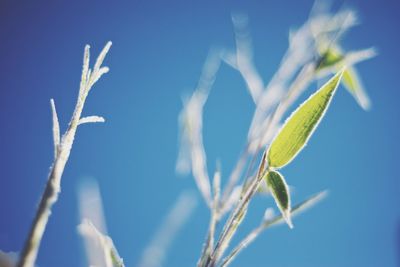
left=316, top=46, right=372, bottom=110
left=264, top=170, right=292, bottom=228
left=267, top=70, right=343, bottom=168
left=342, top=67, right=371, bottom=110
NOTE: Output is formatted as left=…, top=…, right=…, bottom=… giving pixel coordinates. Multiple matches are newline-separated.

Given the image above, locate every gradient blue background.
left=0, top=0, right=399, bottom=266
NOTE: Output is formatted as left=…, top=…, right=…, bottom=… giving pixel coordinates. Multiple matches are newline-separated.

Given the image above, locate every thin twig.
left=198, top=166, right=222, bottom=266
left=220, top=145, right=249, bottom=211
left=50, top=99, right=60, bottom=158
left=219, top=12, right=264, bottom=206
left=207, top=155, right=268, bottom=267
left=17, top=42, right=112, bottom=267
left=176, top=48, right=222, bottom=208
left=221, top=191, right=328, bottom=267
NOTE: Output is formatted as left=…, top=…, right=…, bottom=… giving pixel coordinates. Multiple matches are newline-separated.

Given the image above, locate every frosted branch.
left=50, top=99, right=60, bottom=158
left=78, top=116, right=106, bottom=125
left=17, top=42, right=112, bottom=267
left=176, top=49, right=222, bottom=207
left=344, top=47, right=377, bottom=66
left=227, top=13, right=264, bottom=102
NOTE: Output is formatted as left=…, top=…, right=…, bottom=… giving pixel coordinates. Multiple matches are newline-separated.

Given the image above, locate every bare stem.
left=207, top=164, right=267, bottom=267
left=221, top=191, right=328, bottom=267
left=198, top=202, right=219, bottom=267
left=17, top=42, right=111, bottom=267
left=220, top=145, right=249, bottom=209
left=220, top=224, right=263, bottom=267
left=198, top=168, right=222, bottom=266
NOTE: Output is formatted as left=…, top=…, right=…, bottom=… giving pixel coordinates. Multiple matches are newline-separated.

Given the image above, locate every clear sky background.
left=0, top=0, right=399, bottom=267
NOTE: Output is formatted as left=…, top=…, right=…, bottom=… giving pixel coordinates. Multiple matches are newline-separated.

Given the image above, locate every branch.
left=206, top=157, right=267, bottom=267
left=78, top=115, right=105, bottom=125
left=137, top=191, right=197, bottom=267
left=78, top=219, right=125, bottom=267
left=17, top=41, right=112, bottom=267
left=221, top=191, right=328, bottom=267
left=176, top=48, right=222, bottom=207
left=198, top=167, right=221, bottom=266
left=50, top=99, right=60, bottom=158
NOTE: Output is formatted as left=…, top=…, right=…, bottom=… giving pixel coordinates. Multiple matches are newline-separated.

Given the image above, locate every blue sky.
left=0, top=0, right=399, bottom=266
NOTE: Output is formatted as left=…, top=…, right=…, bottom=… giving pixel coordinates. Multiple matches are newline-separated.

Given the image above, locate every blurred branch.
left=137, top=191, right=197, bottom=267
left=78, top=219, right=124, bottom=267
left=221, top=13, right=264, bottom=102
left=219, top=12, right=264, bottom=207
left=198, top=167, right=221, bottom=266
left=78, top=178, right=116, bottom=267
left=176, top=49, right=222, bottom=207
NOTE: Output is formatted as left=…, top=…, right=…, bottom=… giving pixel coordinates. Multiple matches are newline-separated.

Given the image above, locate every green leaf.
left=316, top=47, right=344, bottom=70
left=264, top=170, right=292, bottom=228
left=267, top=70, right=344, bottom=168
left=342, top=67, right=371, bottom=110
left=316, top=46, right=372, bottom=110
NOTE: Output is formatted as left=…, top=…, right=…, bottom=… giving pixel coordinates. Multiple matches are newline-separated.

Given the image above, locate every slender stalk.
left=198, top=201, right=219, bottom=267
left=207, top=159, right=267, bottom=267
left=206, top=61, right=316, bottom=267
left=17, top=42, right=111, bottom=267
left=220, top=145, right=249, bottom=209
left=198, top=169, right=221, bottom=266
left=220, top=224, right=263, bottom=267
left=221, top=191, right=328, bottom=267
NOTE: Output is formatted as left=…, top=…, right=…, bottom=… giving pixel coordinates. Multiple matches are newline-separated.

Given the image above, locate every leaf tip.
left=283, top=209, right=293, bottom=229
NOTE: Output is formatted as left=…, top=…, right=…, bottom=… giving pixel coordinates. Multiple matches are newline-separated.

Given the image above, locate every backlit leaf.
left=264, top=170, right=292, bottom=228
left=267, top=70, right=343, bottom=168
left=342, top=67, right=371, bottom=110
left=316, top=46, right=372, bottom=110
